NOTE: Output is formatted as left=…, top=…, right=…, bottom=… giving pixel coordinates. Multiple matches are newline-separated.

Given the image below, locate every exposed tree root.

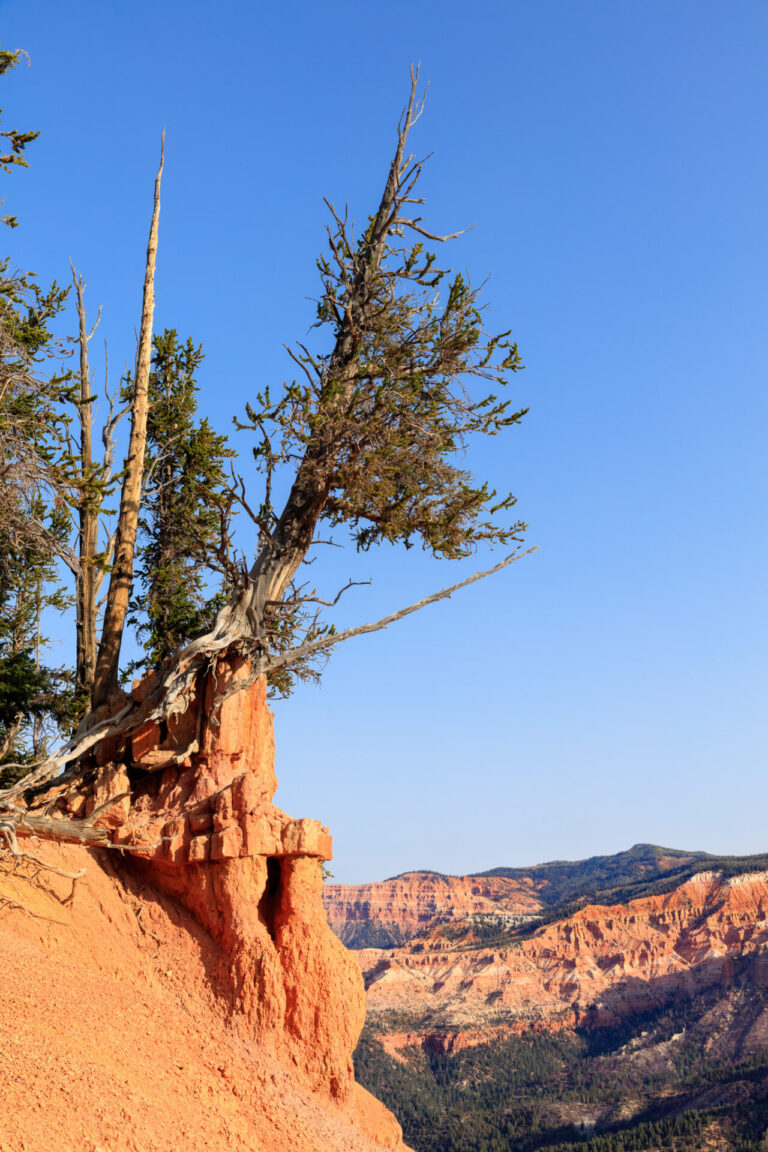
left=0, top=547, right=535, bottom=822
left=0, top=819, right=87, bottom=907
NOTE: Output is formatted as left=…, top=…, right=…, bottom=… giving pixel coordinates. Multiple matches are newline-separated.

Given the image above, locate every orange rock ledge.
left=0, top=658, right=409, bottom=1152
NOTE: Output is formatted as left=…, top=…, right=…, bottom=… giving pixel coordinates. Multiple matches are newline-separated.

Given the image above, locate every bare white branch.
left=261, top=547, right=537, bottom=677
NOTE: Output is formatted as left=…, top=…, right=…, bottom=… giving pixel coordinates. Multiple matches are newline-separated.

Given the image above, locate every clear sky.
left=3, top=1, right=767, bottom=883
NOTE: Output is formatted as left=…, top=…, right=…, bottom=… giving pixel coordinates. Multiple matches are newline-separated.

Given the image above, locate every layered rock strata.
left=356, top=870, right=768, bottom=1052
left=323, top=870, right=545, bottom=947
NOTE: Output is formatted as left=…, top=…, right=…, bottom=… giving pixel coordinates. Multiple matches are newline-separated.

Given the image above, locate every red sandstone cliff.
left=354, top=870, right=768, bottom=1053
left=0, top=658, right=409, bottom=1152
left=323, top=870, right=544, bottom=947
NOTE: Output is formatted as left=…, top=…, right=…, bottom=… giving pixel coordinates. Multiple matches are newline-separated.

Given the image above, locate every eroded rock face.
left=323, top=871, right=545, bottom=948
left=0, top=837, right=407, bottom=1152
left=123, top=659, right=362, bottom=1098
left=16, top=656, right=408, bottom=1151
left=356, top=870, right=768, bottom=1050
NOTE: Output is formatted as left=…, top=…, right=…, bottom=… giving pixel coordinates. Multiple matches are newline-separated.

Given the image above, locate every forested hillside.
left=340, top=850, right=768, bottom=1151
left=356, top=965, right=768, bottom=1151
left=325, top=844, right=768, bottom=951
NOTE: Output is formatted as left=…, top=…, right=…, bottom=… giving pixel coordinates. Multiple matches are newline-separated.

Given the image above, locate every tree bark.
left=92, top=134, right=164, bottom=707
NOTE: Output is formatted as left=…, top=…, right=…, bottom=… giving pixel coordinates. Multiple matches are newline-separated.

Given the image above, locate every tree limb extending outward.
left=209, top=548, right=539, bottom=711
left=260, top=547, right=537, bottom=677
left=0, top=548, right=537, bottom=801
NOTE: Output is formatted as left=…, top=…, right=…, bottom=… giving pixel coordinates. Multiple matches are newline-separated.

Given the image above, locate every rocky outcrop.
left=323, top=870, right=544, bottom=948
left=2, top=657, right=408, bottom=1152
left=357, top=870, right=768, bottom=1048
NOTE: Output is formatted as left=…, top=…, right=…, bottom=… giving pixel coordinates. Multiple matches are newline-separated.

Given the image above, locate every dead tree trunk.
left=71, top=269, right=100, bottom=695
left=92, top=133, right=164, bottom=708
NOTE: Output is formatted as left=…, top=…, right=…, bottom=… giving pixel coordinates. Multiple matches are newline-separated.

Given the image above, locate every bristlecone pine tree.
left=0, top=68, right=534, bottom=851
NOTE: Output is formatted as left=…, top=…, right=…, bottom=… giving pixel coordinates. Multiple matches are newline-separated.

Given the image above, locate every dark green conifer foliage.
left=129, top=329, right=233, bottom=668
left=0, top=46, right=39, bottom=229
left=0, top=287, right=74, bottom=772
left=0, top=47, right=77, bottom=772
left=0, top=516, right=71, bottom=778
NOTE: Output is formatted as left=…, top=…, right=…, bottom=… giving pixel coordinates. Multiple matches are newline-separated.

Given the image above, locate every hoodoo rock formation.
left=353, top=870, right=768, bottom=1052
left=349, top=867, right=768, bottom=1152
left=323, top=871, right=545, bottom=948
left=0, top=658, right=408, bottom=1152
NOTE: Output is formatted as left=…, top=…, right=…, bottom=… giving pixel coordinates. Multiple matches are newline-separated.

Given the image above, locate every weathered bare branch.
left=285, top=343, right=321, bottom=388
left=101, top=348, right=130, bottom=483
left=0, top=699, right=133, bottom=806
left=262, top=548, right=537, bottom=677
left=393, top=217, right=473, bottom=243
left=267, top=577, right=371, bottom=609
left=70, top=263, right=101, bottom=692
left=0, top=819, right=89, bottom=908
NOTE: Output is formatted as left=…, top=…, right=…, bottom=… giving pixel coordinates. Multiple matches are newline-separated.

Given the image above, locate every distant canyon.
left=324, top=845, right=768, bottom=1150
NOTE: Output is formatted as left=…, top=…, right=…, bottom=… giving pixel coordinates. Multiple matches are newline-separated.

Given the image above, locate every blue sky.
left=3, top=1, right=767, bottom=883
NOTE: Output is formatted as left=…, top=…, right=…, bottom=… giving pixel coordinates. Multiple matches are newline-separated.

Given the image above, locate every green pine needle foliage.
left=127, top=329, right=234, bottom=670
left=239, top=228, right=528, bottom=562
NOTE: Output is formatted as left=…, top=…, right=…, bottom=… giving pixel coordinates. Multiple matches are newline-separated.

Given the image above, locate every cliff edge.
left=0, top=657, right=408, bottom=1152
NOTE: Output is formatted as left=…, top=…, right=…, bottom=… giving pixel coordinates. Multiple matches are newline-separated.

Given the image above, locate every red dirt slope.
left=0, top=661, right=408, bottom=1152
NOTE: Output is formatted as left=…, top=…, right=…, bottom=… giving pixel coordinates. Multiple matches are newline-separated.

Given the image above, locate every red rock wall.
left=0, top=836, right=406, bottom=1152
left=323, top=870, right=545, bottom=945
left=35, top=656, right=408, bottom=1150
